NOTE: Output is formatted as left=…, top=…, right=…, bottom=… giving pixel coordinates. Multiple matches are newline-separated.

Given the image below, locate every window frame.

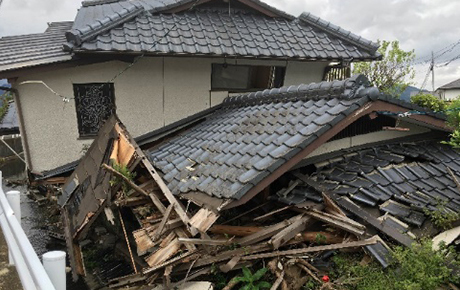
left=73, top=82, right=116, bottom=138
left=211, top=64, right=286, bottom=92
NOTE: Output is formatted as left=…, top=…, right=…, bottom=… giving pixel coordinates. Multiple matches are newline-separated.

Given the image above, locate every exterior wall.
left=437, top=88, right=460, bottom=101
left=14, top=57, right=327, bottom=172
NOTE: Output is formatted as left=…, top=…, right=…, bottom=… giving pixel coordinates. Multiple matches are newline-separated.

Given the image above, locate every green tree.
left=353, top=40, right=415, bottom=96
left=410, top=93, right=446, bottom=112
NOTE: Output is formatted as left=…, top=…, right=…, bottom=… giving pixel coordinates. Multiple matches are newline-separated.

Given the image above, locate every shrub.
left=331, top=240, right=459, bottom=290
left=410, top=93, right=446, bottom=112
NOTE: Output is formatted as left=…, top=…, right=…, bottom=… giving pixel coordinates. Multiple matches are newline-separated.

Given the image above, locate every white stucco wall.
left=438, top=89, right=460, bottom=101
left=14, top=57, right=328, bottom=172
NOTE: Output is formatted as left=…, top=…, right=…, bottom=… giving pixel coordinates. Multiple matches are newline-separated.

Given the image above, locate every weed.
left=331, top=240, right=459, bottom=290
left=423, top=200, right=460, bottom=230
left=109, top=160, right=136, bottom=196
left=232, top=267, right=271, bottom=290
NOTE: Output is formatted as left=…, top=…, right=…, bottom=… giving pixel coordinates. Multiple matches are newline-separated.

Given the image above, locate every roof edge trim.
left=66, top=2, right=144, bottom=46
left=299, top=12, right=380, bottom=55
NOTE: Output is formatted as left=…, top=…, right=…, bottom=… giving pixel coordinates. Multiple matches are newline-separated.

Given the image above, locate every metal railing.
left=0, top=171, right=62, bottom=290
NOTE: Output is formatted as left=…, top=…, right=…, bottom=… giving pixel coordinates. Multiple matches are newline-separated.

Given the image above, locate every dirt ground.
left=0, top=228, right=22, bottom=290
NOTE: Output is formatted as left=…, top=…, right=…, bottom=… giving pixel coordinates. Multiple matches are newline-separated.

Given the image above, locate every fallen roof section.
left=146, top=75, right=449, bottom=208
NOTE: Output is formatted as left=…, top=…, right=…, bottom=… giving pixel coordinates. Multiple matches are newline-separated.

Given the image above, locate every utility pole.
left=431, top=51, right=435, bottom=92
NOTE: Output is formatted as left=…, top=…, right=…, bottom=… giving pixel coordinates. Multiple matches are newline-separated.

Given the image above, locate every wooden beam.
left=238, top=215, right=303, bottom=246
left=141, top=158, right=199, bottom=236
left=241, top=236, right=379, bottom=260
left=102, top=163, right=148, bottom=197
left=152, top=204, right=173, bottom=242
left=269, top=216, right=312, bottom=249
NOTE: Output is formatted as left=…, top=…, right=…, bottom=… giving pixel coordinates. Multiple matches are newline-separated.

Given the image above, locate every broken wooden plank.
left=133, top=229, right=155, bottom=256
left=189, top=207, right=220, bottom=233
left=108, top=273, right=146, bottom=289
left=220, top=255, right=241, bottom=273
left=295, top=231, right=350, bottom=244
left=241, top=236, right=379, bottom=261
left=143, top=250, right=197, bottom=275
left=269, top=215, right=312, bottom=249
left=303, top=210, right=365, bottom=236
left=152, top=204, right=174, bottom=242
left=209, top=225, right=261, bottom=237
left=238, top=215, right=303, bottom=246
left=322, top=192, right=346, bottom=217
left=254, top=205, right=292, bottom=222
left=145, top=238, right=181, bottom=267
left=114, top=196, right=150, bottom=207
left=178, top=238, right=232, bottom=246
left=175, top=243, right=271, bottom=271
left=141, top=158, right=199, bottom=236
left=159, top=232, right=176, bottom=248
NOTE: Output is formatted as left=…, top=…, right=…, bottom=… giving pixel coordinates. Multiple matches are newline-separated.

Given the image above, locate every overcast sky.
left=0, top=0, right=459, bottom=90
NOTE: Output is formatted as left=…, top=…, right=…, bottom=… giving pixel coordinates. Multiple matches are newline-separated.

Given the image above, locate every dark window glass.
left=73, top=83, right=116, bottom=137
left=211, top=64, right=286, bottom=91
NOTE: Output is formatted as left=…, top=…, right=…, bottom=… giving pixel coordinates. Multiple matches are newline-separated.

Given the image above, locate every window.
left=73, top=83, right=116, bottom=137
left=211, top=64, right=286, bottom=91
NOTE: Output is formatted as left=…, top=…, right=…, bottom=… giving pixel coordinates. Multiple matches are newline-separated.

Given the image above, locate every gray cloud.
left=1, top=0, right=459, bottom=89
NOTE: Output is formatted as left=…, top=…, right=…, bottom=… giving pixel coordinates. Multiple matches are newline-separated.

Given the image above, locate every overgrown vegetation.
left=442, top=98, right=460, bottom=148
left=353, top=40, right=415, bottom=96
left=109, top=161, right=136, bottom=196
left=424, top=201, right=460, bottom=230
left=410, top=93, right=446, bottom=112
left=231, top=267, right=271, bottom=290
left=331, top=240, right=459, bottom=290
left=0, top=92, right=13, bottom=122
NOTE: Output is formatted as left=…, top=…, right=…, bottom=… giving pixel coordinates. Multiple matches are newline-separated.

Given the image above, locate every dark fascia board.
left=71, top=49, right=379, bottom=63
left=299, top=12, right=380, bottom=56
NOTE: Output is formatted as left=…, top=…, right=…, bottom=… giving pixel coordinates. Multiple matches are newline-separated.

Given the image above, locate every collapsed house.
left=59, top=75, right=460, bottom=289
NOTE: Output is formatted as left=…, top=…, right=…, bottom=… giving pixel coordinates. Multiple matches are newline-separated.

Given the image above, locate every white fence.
left=0, top=172, right=65, bottom=290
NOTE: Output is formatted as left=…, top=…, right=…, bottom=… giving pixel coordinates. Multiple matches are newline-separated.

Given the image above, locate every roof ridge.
left=81, top=0, right=124, bottom=7
left=65, top=1, right=144, bottom=47
left=222, top=74, right=378, bottom=107
left=299, top=12, right=379, bottom=55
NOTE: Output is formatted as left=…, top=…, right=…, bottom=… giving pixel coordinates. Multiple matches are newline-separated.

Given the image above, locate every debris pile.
left=59, top=116, right=395, bottom=290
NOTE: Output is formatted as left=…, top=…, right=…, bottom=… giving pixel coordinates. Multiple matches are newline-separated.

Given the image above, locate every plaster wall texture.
left=439, top=89, right=460, bottom=101
left=14, top=57, right=326, bottom=172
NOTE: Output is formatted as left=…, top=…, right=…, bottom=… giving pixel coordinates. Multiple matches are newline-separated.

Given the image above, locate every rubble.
left=59, top=115, right=393, bottom=289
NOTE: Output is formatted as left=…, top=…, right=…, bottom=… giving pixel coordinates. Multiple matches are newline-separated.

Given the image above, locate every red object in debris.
left=322, top=275, right=330, bottom=282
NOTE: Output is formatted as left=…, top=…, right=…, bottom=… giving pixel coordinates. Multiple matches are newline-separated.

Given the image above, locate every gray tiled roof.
left=438, top=78, right=460, bottom=90
left=279, top=141, right=460, bottom=234
left=72, top=9, right=379, bottom=60
left=0, top=22, right=73, bottom=73
left=148, top=75, right=381, bottom=200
